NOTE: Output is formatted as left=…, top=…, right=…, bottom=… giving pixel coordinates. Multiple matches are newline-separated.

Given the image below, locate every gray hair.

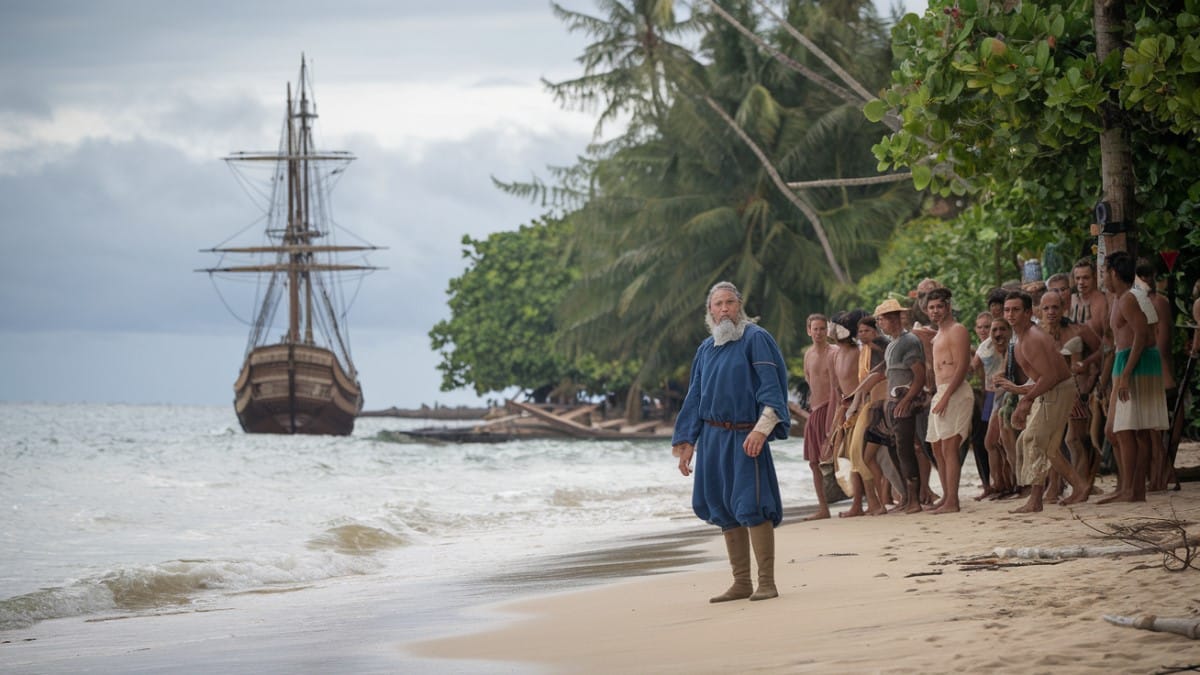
left=704, top=281, right=753, bottom=334
left=706, top=281, right=742, bottom=308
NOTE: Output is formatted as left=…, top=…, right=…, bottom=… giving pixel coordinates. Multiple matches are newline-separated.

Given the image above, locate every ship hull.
left=234, top=344, right=362, bottom=436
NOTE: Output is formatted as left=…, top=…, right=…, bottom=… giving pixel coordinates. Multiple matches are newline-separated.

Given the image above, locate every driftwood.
left=959, top=558, right=1067, bottom=571
left=1103, top=614, right=1200, bottom=639
left=1074, top=510, right=1200, bottom=572
left=992, top=544, right=1151, bottom=560
left=904, top=570, right=943, bottom=578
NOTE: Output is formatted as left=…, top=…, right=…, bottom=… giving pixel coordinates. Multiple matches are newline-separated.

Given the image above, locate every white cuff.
left=753, top=407, right=780, bottom=435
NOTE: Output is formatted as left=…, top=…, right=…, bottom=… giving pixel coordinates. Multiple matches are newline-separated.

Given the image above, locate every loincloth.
left=1111, top=347, right=1170, bottom=432
left=804, top=401, right=833, bottom=462
left=926, top=383, right=973, bottom=443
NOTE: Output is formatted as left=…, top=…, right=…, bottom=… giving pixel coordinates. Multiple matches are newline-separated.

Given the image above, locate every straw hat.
left=873, top=298, right=906, bottom=317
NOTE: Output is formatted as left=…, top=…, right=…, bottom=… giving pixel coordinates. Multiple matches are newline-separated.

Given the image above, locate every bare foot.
left=1059, top=484, right=1090, bottom=506
left=973, top=489, right=995, bottom=502
left=1009, top=501, right=1043, bottom=514
left=903, top=501, right=923, bottom=514
left=867, top=506, right=888, bottom=516
left=930, top=503, right=960, bottom=514
left=803, top=510, right=831, bottom=521
left=1096, top=491, right=1130, bottom=505
left=839, top=508, right=865, bottom=518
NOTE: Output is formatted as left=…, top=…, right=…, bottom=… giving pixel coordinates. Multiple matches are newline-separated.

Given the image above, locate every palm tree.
left=545, top=0, right=705, bottom=143
left=557, top=1, right=916, bottom=386
left=504, top=1, right=920, bottom=416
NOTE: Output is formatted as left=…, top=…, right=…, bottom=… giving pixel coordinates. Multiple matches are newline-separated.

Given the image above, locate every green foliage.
left=428, top=219, right=636, bottom=400
left=864, top=0, right=1200, bottom=432
left=872, top=0, right=1102, bottom=197
left=857, top=208, right=1001, bottom=322
left=1119, top=0, right=1200, bottom=137
left=543, top=0, right=919, bottom=394
left=545, top=0, right=706, bottom=141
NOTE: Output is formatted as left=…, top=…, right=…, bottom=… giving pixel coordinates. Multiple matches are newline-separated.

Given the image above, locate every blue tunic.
left=671, top=323, right=790, bottom=530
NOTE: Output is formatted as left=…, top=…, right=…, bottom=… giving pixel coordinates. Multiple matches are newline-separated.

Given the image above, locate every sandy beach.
left=411, top=446, right=1200, bottom=673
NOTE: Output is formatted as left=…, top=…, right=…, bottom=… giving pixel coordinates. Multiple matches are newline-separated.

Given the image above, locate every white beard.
left=711, top=318, right=746, bottom=346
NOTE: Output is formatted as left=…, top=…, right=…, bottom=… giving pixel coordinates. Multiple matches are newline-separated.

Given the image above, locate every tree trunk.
left=1094, top=0, right=1136, bottom=270
left=624, top=382, right=643, bottom=423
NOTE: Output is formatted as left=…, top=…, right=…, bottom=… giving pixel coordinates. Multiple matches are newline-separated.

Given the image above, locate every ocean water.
left=0, top=402, right=818, bottom=672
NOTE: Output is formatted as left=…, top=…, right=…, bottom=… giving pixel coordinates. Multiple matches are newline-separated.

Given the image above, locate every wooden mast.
left=285, top=81, right=301, bottom=345
left=298, top=56, right=315, bottom=345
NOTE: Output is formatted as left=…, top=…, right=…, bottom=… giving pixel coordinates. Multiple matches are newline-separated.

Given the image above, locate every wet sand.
left=410, top=447, right=1200, bottom=673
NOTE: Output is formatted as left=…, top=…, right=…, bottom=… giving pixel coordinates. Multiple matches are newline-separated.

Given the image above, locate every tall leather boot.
left=748, top=521, right=778, bottom=601
left=710, top=526, right=752, bottom=603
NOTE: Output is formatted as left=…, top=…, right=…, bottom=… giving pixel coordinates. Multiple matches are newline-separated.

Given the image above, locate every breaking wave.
left=0, top=553, right=380, bottom=631
left=306, top=524, right=409, bottom=555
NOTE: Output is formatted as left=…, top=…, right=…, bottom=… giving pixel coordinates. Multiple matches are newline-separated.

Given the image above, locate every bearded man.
left=673, top=281, right=791, bottom=603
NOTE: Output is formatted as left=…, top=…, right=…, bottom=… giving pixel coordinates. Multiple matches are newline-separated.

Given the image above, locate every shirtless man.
left=1071, top=258, right=1109, bottom=338
left=826, top=311, right=875, bottom=518
left=996, top=290, right=1091, bottom=513
left=910, top=279, right=942, bottom=506
left=924, top=288, right=973, bottom=514
left=1071, top=257, right=1111, bottom=453
left=1098, top=252, right=1170, bottom=504
left=802, top=314, right=838, bottom=520
left=1039, top=289, right=1102, bottom=498
left=1046, top=273, right=1071, bottom=301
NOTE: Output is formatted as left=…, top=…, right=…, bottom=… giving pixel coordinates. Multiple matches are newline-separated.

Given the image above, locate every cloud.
left=0, top=0, right=605, bottom=407
left=0, top=104, right=589, bottom=406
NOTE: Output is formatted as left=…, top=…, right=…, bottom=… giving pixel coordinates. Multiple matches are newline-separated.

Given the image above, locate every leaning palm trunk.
left=703, top=96, right=850, bottom=286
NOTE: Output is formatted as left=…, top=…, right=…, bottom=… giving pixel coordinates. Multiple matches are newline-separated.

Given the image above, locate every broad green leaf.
left=864, top=98, right=888, bottom=122
left=912, top=163, right=933, bottom=190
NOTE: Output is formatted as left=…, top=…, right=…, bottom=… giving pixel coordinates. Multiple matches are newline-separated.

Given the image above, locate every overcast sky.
left=0, top=0, right=925, bottom=410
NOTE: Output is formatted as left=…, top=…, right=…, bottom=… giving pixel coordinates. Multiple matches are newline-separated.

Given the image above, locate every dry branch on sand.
left=1073, top=509, right=1199, bottom=572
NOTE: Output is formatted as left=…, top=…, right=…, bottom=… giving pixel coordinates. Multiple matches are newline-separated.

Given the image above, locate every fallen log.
left=992, top=544, right=1151, bottom=559
left=1102, top=614, right=1200, bottom=639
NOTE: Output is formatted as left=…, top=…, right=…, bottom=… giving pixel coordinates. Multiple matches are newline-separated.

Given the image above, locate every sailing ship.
left=200, top=57, right=379, bottom=435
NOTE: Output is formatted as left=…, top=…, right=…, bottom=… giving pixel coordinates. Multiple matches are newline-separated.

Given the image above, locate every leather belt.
left=705, top=419, right=756, bottom=431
